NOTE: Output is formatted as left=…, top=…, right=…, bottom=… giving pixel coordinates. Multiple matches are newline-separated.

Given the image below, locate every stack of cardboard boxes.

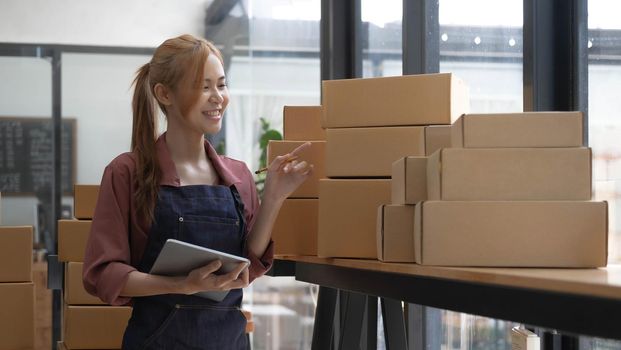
left=380, top=112, right=608, bottom=267
left=0, top=222, right=35, bottom=349
left=268, top=106, right=326, bottom=255
left=319, top=73, right=469, bottom=259
left=57, top=185, right=132, bottom=350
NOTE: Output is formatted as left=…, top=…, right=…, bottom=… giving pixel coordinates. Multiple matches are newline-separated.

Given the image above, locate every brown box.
left=0, top=226, right=33, bottom=282
left=267, top=140, right=326, bottom=198
left=0, top=283, right=34, bottom=350
left=425, top=125, right=452, bottom=156
left=64, top=262, right=105, bottom=305
left=58, top=220, right=91, bottom=262
left=283, top=106, right=326, bottom=141
left=321, top=73, right=469, bottom=128
left=74, top=185, right=99, bottom=220
left=414, top=201, right=608, bottom=267
left=318, top=179, right=391, bottom=258
left=391, top=157, right=427, bottom=205
left=272, top=199, right=318, bottom=256
left=376, top=205, right=416, bottom=262
left=63, top=305, right=132, bottom=349
left=427, top=148, right=592, bottom=201
left=451, top=112, right=583, bottom=148
left=326, top=126, right=425, bottom=177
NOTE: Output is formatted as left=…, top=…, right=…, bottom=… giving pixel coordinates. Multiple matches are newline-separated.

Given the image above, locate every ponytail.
left=131, top=63, right=160, bottom=222
left=129, top=34, right=223, bottom=222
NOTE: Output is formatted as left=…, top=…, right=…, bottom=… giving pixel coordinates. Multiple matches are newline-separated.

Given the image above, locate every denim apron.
left=122, top=185, right=249, bottom=350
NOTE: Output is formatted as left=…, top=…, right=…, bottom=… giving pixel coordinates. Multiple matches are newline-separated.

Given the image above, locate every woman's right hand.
left=180, top=260, right=249, bottom=295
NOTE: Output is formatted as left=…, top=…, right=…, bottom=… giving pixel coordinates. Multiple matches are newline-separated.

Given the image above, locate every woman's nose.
left=209, top=89, right=223, bottom=103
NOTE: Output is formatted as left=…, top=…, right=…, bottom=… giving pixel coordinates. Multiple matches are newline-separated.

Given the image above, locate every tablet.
left=150, top=239, right=250, bottom=302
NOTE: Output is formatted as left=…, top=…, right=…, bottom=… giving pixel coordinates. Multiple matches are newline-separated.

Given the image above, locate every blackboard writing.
left=0, top=117, right=75, bottom=194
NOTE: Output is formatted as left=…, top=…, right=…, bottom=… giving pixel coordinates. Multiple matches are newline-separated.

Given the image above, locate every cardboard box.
left=326, top=126, right=426, bottom=177
left=283, top=106, right=326, bottom=141
left=414, top=201, right=608, bottom=267
left=74, top=185, right=99, bottom=220
left=425, top=125, right=452, bottom=156
left=376, top=205, right=416, bottom=262
left=58, top=220, right=91, bottom=262
left=0, top=283, right=34, bottom=350
left=451, top=112, right=583, bottom=148
left=63, top=305, right=132, bottom=349
left=0, top=226, right=33, bottom=282
left=272, top=199, right=318, bottom=255
left=318, top=179, right=391, bottom=258
left=267, top=140, right=326, bottom=198
left=321, top=73, right=469, bottom=128
left=427, top=148, right=592, bottom=201
left=392, top=157, right=427, bottom=205
left=64, top=262, right=105, bottom=305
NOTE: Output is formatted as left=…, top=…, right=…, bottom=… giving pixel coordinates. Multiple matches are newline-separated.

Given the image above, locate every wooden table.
left=271, top=255, right=621, bottom=346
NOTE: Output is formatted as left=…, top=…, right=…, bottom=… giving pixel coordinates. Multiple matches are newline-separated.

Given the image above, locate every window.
left=216, top=1, right=321, bottom=349
left=361, top=0, right=402, bottom=77
left=439, top=0, right=522, bottom=113
left=589, top=0, right=621, bottom=267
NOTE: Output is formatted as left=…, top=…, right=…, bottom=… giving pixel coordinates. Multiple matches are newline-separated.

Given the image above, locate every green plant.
left=255, top=117, right=282, bottom=197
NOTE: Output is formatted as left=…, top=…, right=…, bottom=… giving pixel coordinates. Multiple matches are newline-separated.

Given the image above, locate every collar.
left=155, top=132, right=242, bottom=187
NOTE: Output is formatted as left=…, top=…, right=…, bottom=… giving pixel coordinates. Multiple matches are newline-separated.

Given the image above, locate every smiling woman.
left=81, top=34, right=313, bottom=350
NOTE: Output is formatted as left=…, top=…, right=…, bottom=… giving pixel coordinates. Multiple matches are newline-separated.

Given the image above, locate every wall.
left=0, top=0, right=208, bottom=47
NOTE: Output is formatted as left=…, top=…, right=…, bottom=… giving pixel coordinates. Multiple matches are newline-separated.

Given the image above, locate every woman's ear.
left=153, top=83, right=173, bottom=106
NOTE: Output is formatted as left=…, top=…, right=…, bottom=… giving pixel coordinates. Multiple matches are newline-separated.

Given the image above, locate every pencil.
left=254, top=156, right=299, bottom=174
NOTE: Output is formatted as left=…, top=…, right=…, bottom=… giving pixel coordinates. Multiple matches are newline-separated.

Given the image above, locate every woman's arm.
left=246, top=143, right=313, bottom=258
left=120, top=260, right=249, bottom=297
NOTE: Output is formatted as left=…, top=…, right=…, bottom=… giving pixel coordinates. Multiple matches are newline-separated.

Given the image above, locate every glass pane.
left=0, top=56, right=53, bottom=242
left=439, top=0, right=523, bottom=113
left=212, top=1, right=321, bottom=349
left=589, top=0, right=621, bottom=265
left=362, top=0, right=403, bottom=77
left=61, top=53, right=153, bottom=186
left=441, top=310, right=518, bottom=350
left=0, top=54, right=52, bottom=349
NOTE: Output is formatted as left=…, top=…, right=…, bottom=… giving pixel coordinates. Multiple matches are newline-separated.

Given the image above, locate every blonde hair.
left=131, top=34, right=224, bottom=221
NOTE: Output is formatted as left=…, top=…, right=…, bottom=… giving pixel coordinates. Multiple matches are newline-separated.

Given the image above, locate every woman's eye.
left=219, top=84, right=227, bottom=88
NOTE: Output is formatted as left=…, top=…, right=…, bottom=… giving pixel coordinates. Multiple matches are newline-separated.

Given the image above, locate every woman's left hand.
left=262, top=142, right=314, bottom=203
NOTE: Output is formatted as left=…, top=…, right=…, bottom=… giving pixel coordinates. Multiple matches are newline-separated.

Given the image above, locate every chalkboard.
left=0, top=117, right=76, bottom=195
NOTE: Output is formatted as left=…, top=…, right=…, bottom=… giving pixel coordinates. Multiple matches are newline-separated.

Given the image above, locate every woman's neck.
left=165, top=127, right=206, bottom=164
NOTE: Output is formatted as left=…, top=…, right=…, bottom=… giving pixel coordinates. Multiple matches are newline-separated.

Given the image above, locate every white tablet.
left=150, top=239, right=250, bottom=302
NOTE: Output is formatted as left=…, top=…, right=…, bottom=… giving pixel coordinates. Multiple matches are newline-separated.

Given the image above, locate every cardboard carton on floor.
left=376, top=205, right=416, bottom=262
left=283, top=106, right=326, bottom=141
left=267, top=140, right=326, bottom=198
left=64, top=262, right=105, bottom=305
left=63, top=305, right=132, bottom=349
left=0, top=282, right=34, bottom=350
left=0, top=226, right=33, bottom=282
left=322, top=73, right=469, bottom=128
left=414, top=201, right=608, bottom=267
left=451, top=112, right=583, bottom=148
left=318, top=179, right=391, bottom=258
left=74, top=185, right=99, bottom=220
left=326, top=126, right=425, bottom=178
left=392, top=157, right=427, bottom=205
left=58, top=220, right=92, bottom=262
left=272, top=199, right=318, bottom=256
left=427, top=148, right=592, bottom=201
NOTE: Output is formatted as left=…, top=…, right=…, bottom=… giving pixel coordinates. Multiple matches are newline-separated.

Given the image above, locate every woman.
left=82, top=34, right=312, bottom=349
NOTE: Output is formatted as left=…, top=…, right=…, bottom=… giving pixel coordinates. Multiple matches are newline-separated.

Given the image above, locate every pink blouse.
left=83, top=132, right=274, bottom=306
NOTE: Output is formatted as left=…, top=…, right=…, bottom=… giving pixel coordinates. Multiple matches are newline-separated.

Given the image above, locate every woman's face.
left=178, top=53, right=229, bottom=135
